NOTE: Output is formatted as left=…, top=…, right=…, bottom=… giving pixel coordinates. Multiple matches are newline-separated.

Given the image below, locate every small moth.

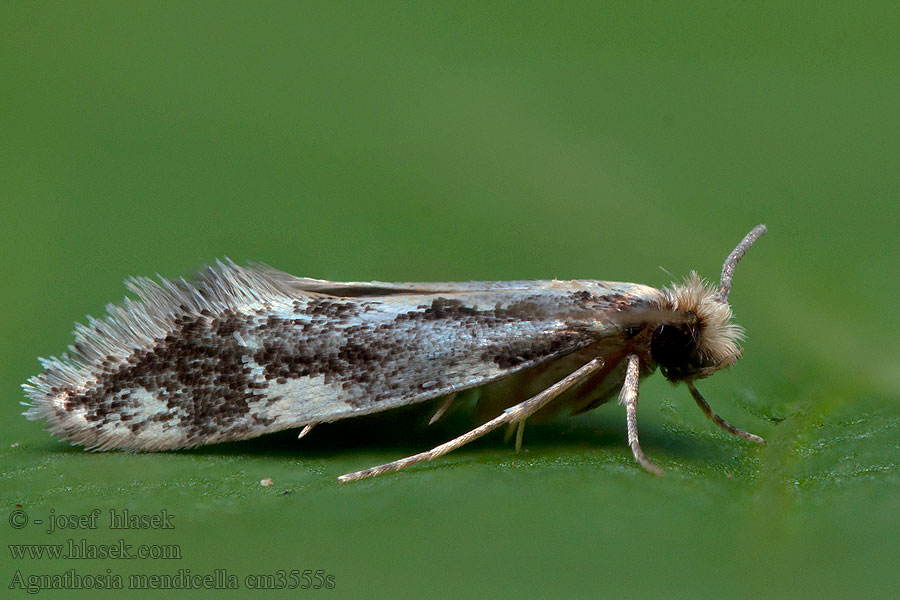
left=23, top=225, right=767, bottom=482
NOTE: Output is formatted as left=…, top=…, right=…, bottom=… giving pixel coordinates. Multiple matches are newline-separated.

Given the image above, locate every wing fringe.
left=22, top=260, right=303, bottom=423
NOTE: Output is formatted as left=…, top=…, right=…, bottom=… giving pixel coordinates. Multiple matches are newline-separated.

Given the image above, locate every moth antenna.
left=718, top=225, right=767, bottom=301
left=686, top=381, right=765, bottom=444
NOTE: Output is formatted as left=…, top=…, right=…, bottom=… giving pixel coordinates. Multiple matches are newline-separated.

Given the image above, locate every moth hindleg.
left=337, top=357, right=607, bottom=483
left=619, top=354, right=663, bottom=476
left=502, top=419, right=527, bottom=452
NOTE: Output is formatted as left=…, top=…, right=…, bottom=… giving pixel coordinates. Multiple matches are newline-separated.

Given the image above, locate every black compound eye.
left=651, top=323, right=699, bottom=381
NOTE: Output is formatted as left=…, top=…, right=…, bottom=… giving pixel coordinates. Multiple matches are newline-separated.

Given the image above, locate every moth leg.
left=514, top=420, right=525, bottom=453
left=686, top=382, right=765, bottom=444
left=297, top=423, right=316, bottom=440
left=428, top=392, right=456, bottom=425
left=337, top=357, right=606, bottom=483
left=618, top=354, right=663, bottom=476
left=502, top=422, right=516, bottom=443
left=503, top=420, right=527, bottom=451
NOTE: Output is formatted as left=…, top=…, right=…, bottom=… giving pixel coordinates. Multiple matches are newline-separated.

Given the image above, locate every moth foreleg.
left=686, top=381, right=765, bottom=444
left=618, top=354, right=663, bottom=476
left=337, top=357, right=607, bottom=483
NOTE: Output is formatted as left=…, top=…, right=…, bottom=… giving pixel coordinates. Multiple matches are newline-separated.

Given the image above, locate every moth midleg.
left=501, top=420, right=526, bottom=451
left=686, top=381, right=765, bottom=444
left=502, top=421, right=516, bottom=443
left=618, top=353, right=663, bottom=476
left=503, top=419, right=525, bottom=454
left=428, top=392, right=457, bottom=425
left=337, top=357, right=607, bottom=483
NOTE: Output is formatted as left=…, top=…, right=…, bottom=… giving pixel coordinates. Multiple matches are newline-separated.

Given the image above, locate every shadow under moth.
left=23, top=225, right=767, bottom=482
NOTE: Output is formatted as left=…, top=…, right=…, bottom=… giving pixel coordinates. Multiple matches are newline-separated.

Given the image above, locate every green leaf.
left=3, top=2, right=899, bottom=598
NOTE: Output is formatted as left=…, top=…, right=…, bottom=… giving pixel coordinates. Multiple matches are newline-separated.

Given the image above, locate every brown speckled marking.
left=249, top=296, right=605, bottom=408
left=64, top=311, right=266, bottom=444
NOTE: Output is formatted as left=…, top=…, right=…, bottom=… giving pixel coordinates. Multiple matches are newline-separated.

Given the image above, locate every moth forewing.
left=22, top=225, right=766, bottom=481
left=22, top=273, right=660, bottom=452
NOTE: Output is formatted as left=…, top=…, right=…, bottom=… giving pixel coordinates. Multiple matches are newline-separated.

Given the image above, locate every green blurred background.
left=3, top=2, right=899, bottom=598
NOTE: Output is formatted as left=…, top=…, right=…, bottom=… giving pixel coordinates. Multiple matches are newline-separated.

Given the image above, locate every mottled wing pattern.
left=23, top=262, right=664, bottom=451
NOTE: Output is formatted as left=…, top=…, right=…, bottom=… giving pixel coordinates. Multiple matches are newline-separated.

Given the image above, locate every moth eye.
left=650, top=323, right=699, bottom=381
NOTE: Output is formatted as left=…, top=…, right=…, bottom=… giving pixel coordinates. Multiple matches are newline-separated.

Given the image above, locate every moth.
left=23, top=225, right=767, bottom=482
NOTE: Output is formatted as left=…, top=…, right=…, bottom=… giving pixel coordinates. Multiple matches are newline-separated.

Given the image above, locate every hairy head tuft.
left=652, top=272, right=743, bottom=381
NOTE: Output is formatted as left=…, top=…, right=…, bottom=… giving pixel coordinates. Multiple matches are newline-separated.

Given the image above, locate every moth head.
left=650, top=225, right=766, bottom=383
